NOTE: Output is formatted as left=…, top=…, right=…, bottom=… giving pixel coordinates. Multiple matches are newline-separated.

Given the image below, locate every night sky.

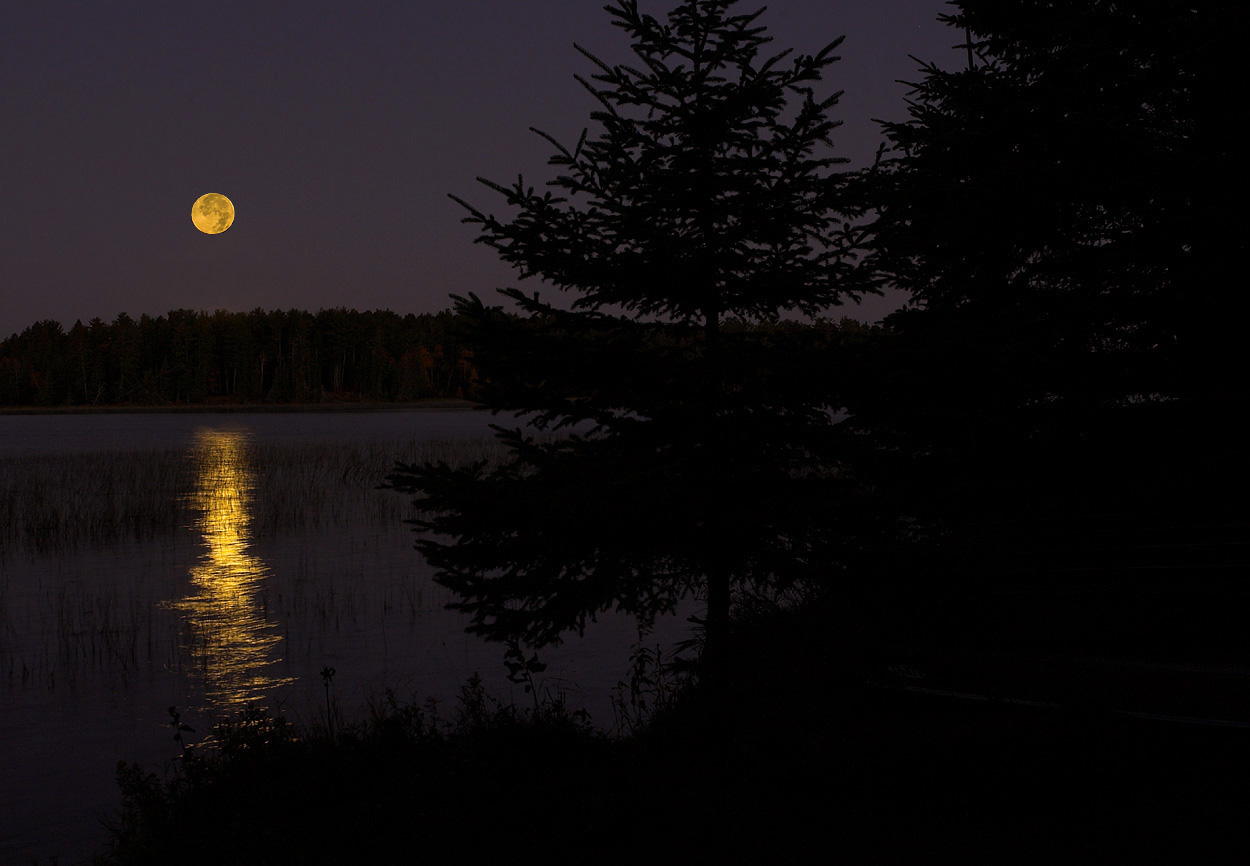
left=2, top=1, right=959, bottom=341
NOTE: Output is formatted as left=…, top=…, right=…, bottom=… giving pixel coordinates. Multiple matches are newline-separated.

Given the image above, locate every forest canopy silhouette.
left=0, top=308, right=481, bottom=406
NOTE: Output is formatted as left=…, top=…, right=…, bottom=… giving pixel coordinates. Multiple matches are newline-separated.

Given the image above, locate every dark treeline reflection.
left=0, top=308, right=481, bottom=406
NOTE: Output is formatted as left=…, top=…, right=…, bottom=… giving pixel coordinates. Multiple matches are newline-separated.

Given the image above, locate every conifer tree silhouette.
left=386, top=0, right=872, bottom=690
left=847, top=0, right=1247, bottom=520
left=858, top=0, right=1246, bottom=438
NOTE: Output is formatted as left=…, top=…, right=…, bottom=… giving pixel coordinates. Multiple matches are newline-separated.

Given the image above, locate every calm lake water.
left=0, top=409, right=692, bottom=864
left=0, top=406, right=508, bottom=456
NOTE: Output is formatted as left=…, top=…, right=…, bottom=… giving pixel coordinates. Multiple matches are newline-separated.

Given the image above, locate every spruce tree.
left=386, top=0, right=872, bottom=688
left=860, top=0, right=1245, bottom=425
left=851, top=0, right=1247, bottom=516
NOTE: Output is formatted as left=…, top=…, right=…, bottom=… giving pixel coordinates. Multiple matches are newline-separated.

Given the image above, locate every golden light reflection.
left=172, top=428, right=291, bottom=708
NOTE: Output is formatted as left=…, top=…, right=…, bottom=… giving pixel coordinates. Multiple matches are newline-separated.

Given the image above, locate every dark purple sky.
left=1, top=0, right=960, bottom=340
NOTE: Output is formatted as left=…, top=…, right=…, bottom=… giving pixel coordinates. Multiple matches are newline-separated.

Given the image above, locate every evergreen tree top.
left=451, top=0, right=872, bottom=325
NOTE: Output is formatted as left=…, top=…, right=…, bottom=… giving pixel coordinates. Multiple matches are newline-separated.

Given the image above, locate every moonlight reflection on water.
left=169, top=429, right=291, bottom=709
left=0, top=411, right=692, bottom=864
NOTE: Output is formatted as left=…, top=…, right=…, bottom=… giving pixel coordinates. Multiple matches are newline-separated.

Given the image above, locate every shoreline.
left=0, top=398, right=482, bottom=416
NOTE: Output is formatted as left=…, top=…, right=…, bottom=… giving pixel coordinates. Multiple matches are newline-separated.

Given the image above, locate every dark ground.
left=94, top=586, right=1250, bottom=865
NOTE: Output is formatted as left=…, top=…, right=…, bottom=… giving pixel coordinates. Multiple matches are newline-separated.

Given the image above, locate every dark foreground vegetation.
left=97, top=594, right=1250, bottom=865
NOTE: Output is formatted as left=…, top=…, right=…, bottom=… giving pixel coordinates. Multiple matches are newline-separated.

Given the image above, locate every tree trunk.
left=700, top=300, right=730, bottom=704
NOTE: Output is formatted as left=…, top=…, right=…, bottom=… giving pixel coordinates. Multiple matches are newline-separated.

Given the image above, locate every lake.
left=0, top=408, right=694, bottom=864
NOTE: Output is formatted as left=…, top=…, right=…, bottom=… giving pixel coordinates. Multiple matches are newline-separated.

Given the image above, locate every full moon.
left=191, top=193, right=235, bottom=234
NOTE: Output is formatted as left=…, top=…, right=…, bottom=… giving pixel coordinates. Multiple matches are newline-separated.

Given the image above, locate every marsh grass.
left=0, top=436, right=513, bottom=557
left=0, top=449, right=192, bottom=555
left=101, top=677, right=610, bottom=866
left=0, top=435, right=519, bottom=688
left=249, top=436, right=514, bottom=533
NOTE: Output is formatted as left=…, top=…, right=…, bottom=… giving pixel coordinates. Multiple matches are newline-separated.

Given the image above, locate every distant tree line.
left=0, top=308, right=483, bottom=406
